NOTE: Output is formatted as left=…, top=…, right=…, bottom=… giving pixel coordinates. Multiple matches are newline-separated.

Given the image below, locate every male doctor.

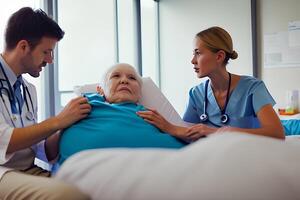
left=0, top=7, right=91, bottom=199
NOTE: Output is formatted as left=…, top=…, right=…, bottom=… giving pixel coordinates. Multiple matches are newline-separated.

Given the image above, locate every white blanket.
left=55, top=133, right=300, bottom=200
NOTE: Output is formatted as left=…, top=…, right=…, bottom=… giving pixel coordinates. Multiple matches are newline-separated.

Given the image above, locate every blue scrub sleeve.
left=183, top=88, right=201, bottom=123
left=252, top=81, right=276, bottom=114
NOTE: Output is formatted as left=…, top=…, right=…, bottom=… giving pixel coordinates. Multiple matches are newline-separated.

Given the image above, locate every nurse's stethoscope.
left=200, top=72, right=231, bottom=127
left=0, top=62, right=35, bottom=127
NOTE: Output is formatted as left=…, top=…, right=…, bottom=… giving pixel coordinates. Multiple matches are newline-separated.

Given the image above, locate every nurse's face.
left=105, top=65, right=141, bottom=103
left=190, top=37, right=219, bottom=78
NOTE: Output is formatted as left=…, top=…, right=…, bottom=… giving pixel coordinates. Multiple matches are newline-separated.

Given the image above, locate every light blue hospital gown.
left=59, top=94, right=186, bottom=164
left=183, top=76, right=275, bottom=128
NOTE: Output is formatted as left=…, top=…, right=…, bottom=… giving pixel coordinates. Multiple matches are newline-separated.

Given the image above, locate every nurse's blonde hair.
left=196, top=26, right=238, bottom=64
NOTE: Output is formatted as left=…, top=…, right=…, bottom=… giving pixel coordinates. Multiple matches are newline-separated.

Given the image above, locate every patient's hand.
left=97, top=86, right=105, bottom=96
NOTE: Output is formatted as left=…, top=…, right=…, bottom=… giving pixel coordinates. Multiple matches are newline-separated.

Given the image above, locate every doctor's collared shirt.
left=0, top=55, right=47, bottom=179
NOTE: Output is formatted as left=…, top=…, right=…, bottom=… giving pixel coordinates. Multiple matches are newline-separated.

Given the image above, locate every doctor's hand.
left=55, top=96, right=91, bottom=129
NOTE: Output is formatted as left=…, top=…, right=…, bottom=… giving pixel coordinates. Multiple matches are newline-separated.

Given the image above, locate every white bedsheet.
left=55, top=132, right=300, bottom=200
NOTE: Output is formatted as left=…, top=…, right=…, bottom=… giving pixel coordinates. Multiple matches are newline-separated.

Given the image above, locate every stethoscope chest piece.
left=220, top=113, right=229, bottom=124
left=200, top=113, right=208, bottom=122
left=26, top=111, right=34, bottom=121
left=11, top=114, right=17, bottom=121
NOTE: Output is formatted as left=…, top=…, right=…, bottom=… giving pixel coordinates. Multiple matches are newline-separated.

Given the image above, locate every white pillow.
left=73, top=77, right=191, bottom=127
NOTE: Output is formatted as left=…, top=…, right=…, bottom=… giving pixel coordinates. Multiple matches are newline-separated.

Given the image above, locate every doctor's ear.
left=16, top=40, right=30, bottom=53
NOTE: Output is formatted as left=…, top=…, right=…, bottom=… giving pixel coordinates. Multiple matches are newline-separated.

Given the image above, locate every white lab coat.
left=0, top=55, right=47, bottom=179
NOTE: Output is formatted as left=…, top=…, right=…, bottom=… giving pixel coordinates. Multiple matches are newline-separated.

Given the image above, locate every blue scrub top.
left=59, top=94, right=186, bottom=164
left=183, top=76, right=275, bottom=128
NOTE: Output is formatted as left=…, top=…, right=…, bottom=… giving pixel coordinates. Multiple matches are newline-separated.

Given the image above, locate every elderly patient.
left=58, top=63, right=186, bottom=164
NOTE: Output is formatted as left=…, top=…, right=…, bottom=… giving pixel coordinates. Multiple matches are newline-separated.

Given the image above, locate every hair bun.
left=230, top=50, right=238, bottom=59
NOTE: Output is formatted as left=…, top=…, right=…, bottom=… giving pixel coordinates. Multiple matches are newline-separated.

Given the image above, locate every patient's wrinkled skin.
left=103, top=64, right=142, bottom=104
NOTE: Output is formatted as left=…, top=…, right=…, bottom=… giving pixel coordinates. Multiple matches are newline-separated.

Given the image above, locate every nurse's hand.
left=137, top=109, right=192, bottom=142
left=56, top=96, right=91, bottom=129
left=185, top=124, right=218, bottom=142
left=137, top=108, right=173, bottom=133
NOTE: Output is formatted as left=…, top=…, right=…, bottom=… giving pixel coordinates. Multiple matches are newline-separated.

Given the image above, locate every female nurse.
left=137, top=26, right=285, bottom=142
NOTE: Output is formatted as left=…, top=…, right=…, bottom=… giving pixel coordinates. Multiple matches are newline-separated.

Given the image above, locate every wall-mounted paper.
left=288, top=20, right=300, bottom=47
left=264, top=20, right=300, bottom=68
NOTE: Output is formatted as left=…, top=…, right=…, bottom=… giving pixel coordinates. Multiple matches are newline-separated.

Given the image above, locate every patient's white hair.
left=101, top=63, right=143, bottom=95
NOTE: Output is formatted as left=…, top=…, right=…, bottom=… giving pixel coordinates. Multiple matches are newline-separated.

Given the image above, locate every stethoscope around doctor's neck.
left=0, top=62, right=35, bottom=127
left=200, top=72, right=231, bottom=127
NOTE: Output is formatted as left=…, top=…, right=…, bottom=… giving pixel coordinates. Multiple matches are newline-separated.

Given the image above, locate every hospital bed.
left=55, top=78, right=300, bottom=200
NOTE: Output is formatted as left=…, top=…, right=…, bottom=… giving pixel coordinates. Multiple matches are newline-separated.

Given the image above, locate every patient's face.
left=105, top=65, right=141, bottom=103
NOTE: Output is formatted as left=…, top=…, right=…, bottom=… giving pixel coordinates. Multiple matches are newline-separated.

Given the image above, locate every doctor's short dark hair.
left=5, top=7, right=65, bottom=50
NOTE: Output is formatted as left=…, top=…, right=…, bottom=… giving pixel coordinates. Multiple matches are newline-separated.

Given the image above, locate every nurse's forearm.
left=168, top=125, right=190, bottom=142
left=218, top=126, right=285, bottom=139
left=6, top=116, right=61, bottom=154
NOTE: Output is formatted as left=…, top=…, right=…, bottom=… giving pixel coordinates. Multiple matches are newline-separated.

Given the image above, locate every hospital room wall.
left=257, top=0, right=300, bottom=109
left=158, top=0, right=252, bottom=115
